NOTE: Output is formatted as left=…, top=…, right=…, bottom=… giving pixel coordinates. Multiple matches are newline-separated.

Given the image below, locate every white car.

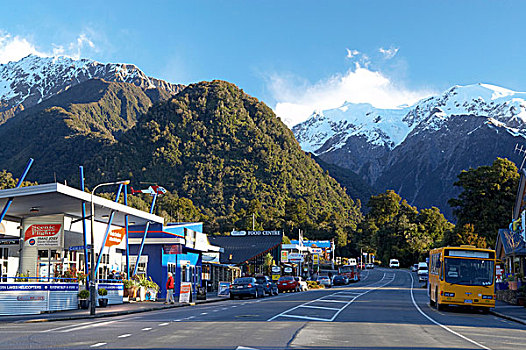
left=294, top=276, right=308, bottom=291
left=389, top=259, right=400, bottom=268
left=411, top=263, right=418, bottom=272
left=417, top=262, right=428, bottom=283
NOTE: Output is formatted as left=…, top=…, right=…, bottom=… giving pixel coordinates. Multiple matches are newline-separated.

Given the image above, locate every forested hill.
left=0, top=78, right=172, bottom=182
left=86, top=80, right=362, bottom=234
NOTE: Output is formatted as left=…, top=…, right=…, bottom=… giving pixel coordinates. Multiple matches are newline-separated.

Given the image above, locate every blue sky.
left=1, top=0, right=525, bottom=125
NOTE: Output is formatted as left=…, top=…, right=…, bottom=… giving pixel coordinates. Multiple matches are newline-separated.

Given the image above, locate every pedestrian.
left=165, top=272, right=175, bottom=304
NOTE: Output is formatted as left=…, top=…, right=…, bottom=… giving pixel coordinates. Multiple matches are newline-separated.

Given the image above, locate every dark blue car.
left=229, top=277, right=265, bottom=299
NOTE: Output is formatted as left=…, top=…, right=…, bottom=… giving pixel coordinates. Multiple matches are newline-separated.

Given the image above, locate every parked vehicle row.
left=277, top=276, right=308, bottom=292
left=230, top=275, right=311, bottom=299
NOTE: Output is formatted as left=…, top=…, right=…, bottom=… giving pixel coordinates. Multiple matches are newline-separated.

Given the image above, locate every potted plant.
left=137, top=275, right=149, bottom=301
left=508, top=274, right=518, bottom=290
left=123, top=279, right=137, bottom=300
left=78, top=289, right=90, bottom=309
left=146, top=277, right=159, bottom=301
left=98, top=288, right=109, bottom=307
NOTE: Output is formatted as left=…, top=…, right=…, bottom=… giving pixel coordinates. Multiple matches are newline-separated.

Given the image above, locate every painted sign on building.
left=231, top=230, right=281, bottom=236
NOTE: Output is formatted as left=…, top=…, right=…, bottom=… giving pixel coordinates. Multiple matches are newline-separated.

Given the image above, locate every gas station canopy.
left=0, top=183, right=164, bottom=227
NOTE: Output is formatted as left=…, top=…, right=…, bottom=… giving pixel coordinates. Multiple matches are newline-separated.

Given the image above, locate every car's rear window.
left=255, top=277, right=267, bottom=283
left=279, top=276, right=294, bottom=281
left=234, top=278, right=254, bottom=284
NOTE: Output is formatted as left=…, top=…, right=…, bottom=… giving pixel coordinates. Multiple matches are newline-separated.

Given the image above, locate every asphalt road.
left=1, top=268, right=525, bottom=349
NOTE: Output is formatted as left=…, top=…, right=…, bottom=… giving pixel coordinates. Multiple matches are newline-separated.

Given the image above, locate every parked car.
left=411, top=263, right=418, bottom=272
left=365, top=263, right=374, bottom=269
left=317, top=275, right=332, bottom=288
left=332, top=275, right=349, bottom=286
left=389, top=259, right=400, bottom=268
left=255, top=275, right=279, bottom=296
left=294, top=276, right=308, bottom=291
left=277, top=276, right=300, bottom=292
left=229, top=277, right=265, bottom=299
left=417, top=262, right=428, bottom=283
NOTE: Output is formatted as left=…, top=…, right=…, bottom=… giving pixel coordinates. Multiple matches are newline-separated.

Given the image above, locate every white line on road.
left=90, top=343, right=107, bottom=348
left=200, top=312, right=208, bottom=315
left=142, top=327, right=152, bottom=331
left=298, top=305, right=341, bottom=311
left=60, top=320, right=117, bottom=332
left=276, top=314, right=332, bottom=322
left=268, top=273, right=395, bottom=321
left=41, top=321, right=94, bottom=333
left=158, top=322, right=169, bottom=326
left=118, top=334, right=132, bottom=338
left=407, top=271, right=491, bottom=350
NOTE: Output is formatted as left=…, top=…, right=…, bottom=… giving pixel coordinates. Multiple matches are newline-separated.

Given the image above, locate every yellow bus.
left=428, top=245, right=496, bottom=312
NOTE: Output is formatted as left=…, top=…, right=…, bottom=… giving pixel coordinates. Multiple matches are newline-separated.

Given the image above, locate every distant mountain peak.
left=293, top=83, right=526, bottom=155
left=0, top=54, right=184, bottom=124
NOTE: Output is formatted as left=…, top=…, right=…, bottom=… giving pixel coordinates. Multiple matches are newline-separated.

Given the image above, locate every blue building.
left=128, top=222, right=220, bottom=301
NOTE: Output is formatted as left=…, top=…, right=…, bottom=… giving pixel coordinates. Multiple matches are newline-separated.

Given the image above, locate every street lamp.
left=90, top=180, right=130, bottom=315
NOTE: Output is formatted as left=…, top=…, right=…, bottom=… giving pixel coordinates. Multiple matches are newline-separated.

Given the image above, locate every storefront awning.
left=0, top=183, right=164, bottom=227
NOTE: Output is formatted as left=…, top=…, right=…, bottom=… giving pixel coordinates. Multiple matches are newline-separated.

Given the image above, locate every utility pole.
left=252, top=213, right=255, bottom=230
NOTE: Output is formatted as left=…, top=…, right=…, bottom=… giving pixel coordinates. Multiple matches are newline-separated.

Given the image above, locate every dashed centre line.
left=118, top=334, right=132, bottom=338
left=90, top=343, right=107, bottom=348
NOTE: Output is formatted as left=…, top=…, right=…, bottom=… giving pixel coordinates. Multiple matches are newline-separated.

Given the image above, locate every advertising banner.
left=218, top=282, right=230, bottom=297
left=179, top=282, right=192, bottom=303
left=24, top=224, right=63, bottom=247
left=281, top=251, right=289, bottom=263
left=105, top=228, right=125, bottom=247
left=288, top=253, right=304, bottom=263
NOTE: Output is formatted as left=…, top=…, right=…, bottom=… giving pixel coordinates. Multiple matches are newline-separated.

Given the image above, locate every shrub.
left=78, top=290, right=90, bottom=299
left=98, top=288, right=108, bottom=296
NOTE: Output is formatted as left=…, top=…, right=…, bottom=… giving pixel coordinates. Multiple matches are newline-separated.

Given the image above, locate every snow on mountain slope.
left=293, top=83, right=526, bottom=155
left=0, top=54, right=183, bottom=122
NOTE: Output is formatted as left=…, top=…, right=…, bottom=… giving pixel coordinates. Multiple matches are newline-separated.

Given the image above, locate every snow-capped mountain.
left=294, top=83, right=526, bottom=155
left=293, top=83, right=526, bottom=219
left=0, top=54, right=184, bottom=122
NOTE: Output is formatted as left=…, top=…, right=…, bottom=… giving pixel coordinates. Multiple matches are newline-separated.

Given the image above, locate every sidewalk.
left=0, top=293, right=225, bottom=324
left=491, top=300, right=526, bottom=325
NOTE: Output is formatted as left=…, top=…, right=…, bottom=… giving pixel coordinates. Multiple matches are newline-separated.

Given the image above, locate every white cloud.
left=269, top=63, right=435, bottom=127
left=0, top=30, right=96, bottom=64
left=0, top=32, right=46, bottom=64
left=379, top=47, right=399, bottom=60
left=346, top=48, right=360, bottom=58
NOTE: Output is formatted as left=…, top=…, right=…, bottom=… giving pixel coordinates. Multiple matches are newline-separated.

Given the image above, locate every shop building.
left=128, top=222, right=221, bottom=300
left=208, top=231, right=281, bottom=276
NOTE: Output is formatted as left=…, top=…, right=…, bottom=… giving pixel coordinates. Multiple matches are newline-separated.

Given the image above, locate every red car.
left=277, top=276, right=299, bottom=292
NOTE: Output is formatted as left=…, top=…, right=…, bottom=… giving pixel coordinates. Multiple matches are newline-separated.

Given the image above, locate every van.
left=389, top=259, right=400, bottom=268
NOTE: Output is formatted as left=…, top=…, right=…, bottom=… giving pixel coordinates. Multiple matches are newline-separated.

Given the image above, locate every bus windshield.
left=444, top=258, right=494, bottom=286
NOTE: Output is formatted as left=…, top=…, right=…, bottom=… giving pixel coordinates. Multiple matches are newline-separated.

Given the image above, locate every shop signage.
left=105, top=228, right=125, bottom=247
left=179, top=282, right=192, bottom=303
left=0, top=239, right=19, bottom=245
left=24, top=224, right=63, bottom=247
left=311, top=248, right=323, bottom=254
left=313, top=254, right=319, bottom=265
left=288, top=253, right=303, bottom=262
left=271, top=274, right=280, bottom=281
left=271, top=266, right=281, bottom=273
left=280, top=251, right=289, bottom=263
left=284, top=267, right=293, bottom=273
left=231, top=230, right=281, bottom=236
left=163, top=245, right=183, bottom=254
left=69, top=245, right=92, bottom=251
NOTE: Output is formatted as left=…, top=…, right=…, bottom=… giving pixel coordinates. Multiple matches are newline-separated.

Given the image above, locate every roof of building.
left=208, top=234, right=281, bottom=265
left=496, top=229, right=526, bottom=256
left=0, top=183, right=163, bottom=226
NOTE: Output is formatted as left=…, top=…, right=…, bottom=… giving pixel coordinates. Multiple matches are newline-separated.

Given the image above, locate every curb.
left=23, top=297, right=225, bottom=323
left=490, top=310, right=526, bottom=326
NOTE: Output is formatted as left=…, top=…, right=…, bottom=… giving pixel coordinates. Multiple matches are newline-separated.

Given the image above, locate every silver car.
left=317, top=276, right=332, bottom=288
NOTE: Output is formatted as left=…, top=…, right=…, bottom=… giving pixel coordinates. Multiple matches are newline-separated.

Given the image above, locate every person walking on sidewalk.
left=166, top=272, right=175, bottom=304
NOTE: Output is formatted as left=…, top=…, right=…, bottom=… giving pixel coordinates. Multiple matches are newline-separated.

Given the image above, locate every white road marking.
left=276, top=314, right=331, bottom=322
left=268, top=273, right=395, bottom=321
left=90, top=343, right=107, bottom=348
left=174, top=319, right=182, bottom=322
left=407, top=271, right=491, bottom=350
left=60, top=320, right=117, bottom=332
left=298, top=305, right=341, bottom=311
left=200, top=312, right=208, bottom=315
left=41, top=321, right=94, bottom=333
left=158, top=323, right=169, bottom=326
left=142, top=327, right=152, bottom=331
left=118, top=334, right=132, bottom=338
